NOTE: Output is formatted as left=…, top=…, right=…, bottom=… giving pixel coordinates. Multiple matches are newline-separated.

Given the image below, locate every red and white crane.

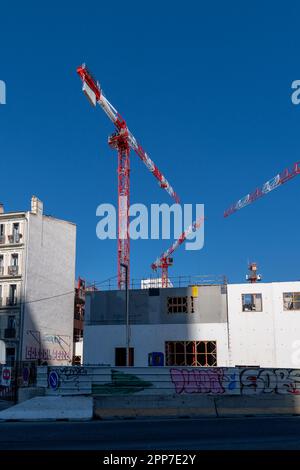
left=151, top=217, right=204, bottom=288
left=77, top=64, right=179, bottom=289
left=224, top=161, right=300, bottom=218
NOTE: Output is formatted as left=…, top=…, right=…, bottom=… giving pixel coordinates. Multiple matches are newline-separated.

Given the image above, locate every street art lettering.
left=170, top=368, right=225, bottom=394
left=240, top=368, right=300, bottom=395
left=25, top=346, right=70, bottom=361
left=170, top=367, right=300, bottom=395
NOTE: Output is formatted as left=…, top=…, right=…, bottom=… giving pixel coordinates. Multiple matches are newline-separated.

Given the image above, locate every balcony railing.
left=8, top=265, right=19, bottom=276
left=73, top=335, right=83, bottom=342
left=8, top=234, right=22, bottom=244
left=0, top=235, right=5, bottom=244
left=4, top=328, right=16, bottom=339
left=6, top=297, right=17, bottom=307
left=0, top=298, right=2, bottom=307
left=0, top=266, right=4, bottom=275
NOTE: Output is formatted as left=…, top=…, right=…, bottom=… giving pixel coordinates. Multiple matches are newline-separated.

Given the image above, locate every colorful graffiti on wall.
left=39, top=366, right=300, bottom=397
left=170, top=367, right=300, bottom=395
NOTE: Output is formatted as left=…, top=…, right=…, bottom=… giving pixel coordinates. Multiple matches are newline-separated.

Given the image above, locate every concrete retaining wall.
left=35, top=365, right=300, bottom=419
left=94, top=394, right=300, bottom=419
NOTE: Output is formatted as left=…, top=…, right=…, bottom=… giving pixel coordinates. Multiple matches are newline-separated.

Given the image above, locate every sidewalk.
left=0, top=400, right=14, bottom=412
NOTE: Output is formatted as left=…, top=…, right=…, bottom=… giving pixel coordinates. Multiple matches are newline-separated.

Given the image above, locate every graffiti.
left=169, top=367, right=300, bottom=395
left=43, top=335, right=64, bottom=345
left=170, top=368, right=225, bottom=394
left=92, top=370, right=153, bottom=395
left=48, top=366, right=88, bottom=391
left=25, top=346, right=70, bottom=362
left=240, top=368, right=300, bottom=395
left=38, top=365, right=300, bottom=397
left=59, top=367, right=88, bottom=380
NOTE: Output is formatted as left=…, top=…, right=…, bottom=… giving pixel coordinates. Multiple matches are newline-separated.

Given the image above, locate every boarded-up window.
left=242, top=293, right=263, bottom=312
left=165, top=341, right=217, bottom=367
left=283, top=292, right=300, bottom=311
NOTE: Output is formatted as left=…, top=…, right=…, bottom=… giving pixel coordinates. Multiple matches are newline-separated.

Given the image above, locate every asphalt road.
left=0, top=416, right=300, bottom=450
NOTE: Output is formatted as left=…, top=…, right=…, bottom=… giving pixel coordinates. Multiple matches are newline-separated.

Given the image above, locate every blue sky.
left=1, top=1, right=300, bottom=285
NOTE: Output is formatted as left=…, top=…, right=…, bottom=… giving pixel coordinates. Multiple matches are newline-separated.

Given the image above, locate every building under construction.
left=83, top=277, right=300, bottom=369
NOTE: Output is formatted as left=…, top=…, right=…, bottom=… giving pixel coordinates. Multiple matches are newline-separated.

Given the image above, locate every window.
left=8, top=284, right=17, bottom=305
left=167, top=296, right=194, bottom=314
left=7, top=316, right=16, bottom=329
left=5, top=347, right=15, bottom=365
left=13, top=223, right=19, bottom=243
left=115, top=347, right=134, bottom=366
left=283, top=292, right=300, bottom=311
left=165, top=341, right=217, bottom=367
left=13, top=223, right=19, bottom=235
left=0, top=225, right=5, bottom=243
left=11, top=254, right=18, bottom=266
left=242, top=293, right=263, bottom=312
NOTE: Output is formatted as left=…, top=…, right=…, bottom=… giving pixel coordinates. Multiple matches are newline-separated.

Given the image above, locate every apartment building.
left=0, top=196, right=76, bottom=366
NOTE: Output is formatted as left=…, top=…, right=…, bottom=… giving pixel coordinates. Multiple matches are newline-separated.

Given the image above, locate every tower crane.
left=224, top=161, right=300, bottom=218
left=151, top=217, right=204, bottom=288
left=77, top=64, right=179, bottom=290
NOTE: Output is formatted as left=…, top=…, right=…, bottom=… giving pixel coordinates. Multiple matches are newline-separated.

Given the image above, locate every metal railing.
left=86, top=274, right=227, bottom=292
left=3, top=328, right=16, bottom=339
left=8, top=234, right=22, bottom=244
left=6, top=297, right=17, bottom=306
left=0, top=266, right=4, bottom=275
left=8, top=265, right=19, bottom=276
left=73, top=335, right=83, bottom=342
left=0, top=235, right=5, bottom=244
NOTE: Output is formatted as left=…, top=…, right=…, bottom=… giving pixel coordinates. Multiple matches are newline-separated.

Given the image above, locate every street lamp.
left=120, top=263, right=130, bottom=366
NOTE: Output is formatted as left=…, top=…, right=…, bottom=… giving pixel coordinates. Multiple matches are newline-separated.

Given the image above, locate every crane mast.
left=77, top=64, right=179, bottom=289
left=151, top=217, right=204, bottom=288
left=224, top=161, right=300, bottom=218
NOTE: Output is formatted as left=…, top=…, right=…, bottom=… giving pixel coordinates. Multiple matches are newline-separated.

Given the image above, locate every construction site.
left=74, top=64, right=300, bottom=369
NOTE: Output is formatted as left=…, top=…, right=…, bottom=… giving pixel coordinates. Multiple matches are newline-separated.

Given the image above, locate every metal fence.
left=86, top=274, right=227, bottom=291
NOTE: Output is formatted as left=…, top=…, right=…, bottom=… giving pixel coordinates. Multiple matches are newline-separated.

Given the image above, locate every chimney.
left=0, top=204, right=4, bottom=214
left=31, top=196, right=43, bottom=216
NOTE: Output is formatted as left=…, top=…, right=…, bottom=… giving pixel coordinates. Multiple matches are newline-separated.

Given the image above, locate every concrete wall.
left=86, top=285, right=227, bottom=325
left=85, top=279, right=300, bottom=370
left=84, top=323, right=229, bottom=367
left=84, top=284, right=228, bottom=366
left=22, top=210, right=76, bottom=365
left=227, top=281, right=300, bottom=368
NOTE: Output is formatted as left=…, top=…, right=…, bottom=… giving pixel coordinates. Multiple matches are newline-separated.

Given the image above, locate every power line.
left=20, top=275, right=118, bottom=305
left=22, top=291, right=75, bottom=305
